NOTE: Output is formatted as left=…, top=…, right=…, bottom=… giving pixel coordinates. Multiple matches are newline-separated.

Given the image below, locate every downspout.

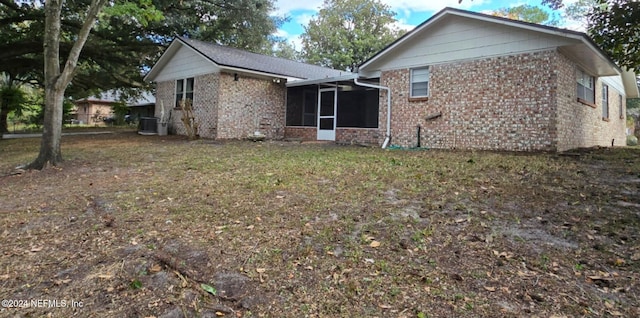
left=353, top=78, right=392, bottom=148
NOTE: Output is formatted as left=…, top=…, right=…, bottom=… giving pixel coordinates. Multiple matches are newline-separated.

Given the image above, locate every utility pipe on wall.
left=353, top=78, right=392, bottom=148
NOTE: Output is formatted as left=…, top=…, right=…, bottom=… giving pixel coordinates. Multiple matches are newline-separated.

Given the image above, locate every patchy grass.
left=1, top=132, right=639, bottom=317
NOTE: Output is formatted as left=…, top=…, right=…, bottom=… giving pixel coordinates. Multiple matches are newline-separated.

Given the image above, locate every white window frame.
left=176, top=77, right=194, bottom=108
left=619, top=95, right=624, bottom=119
left=576, top=68, right=594, bottom=104
left=602, top=84, right=609, bottom=119
left=410, top=67, right=430, bottom=98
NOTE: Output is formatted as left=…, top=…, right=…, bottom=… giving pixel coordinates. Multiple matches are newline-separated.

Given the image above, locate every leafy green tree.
left=0, top=0, right=282, bottom=168
left=588, top=1, right=640, bottom=71
left=25, top=0, right=162, bottom=169
left=301, top=0, right=403, bottom=71
left=272, top=41, right=301, bottom=61
left=491, top=4, right=560, bottom=26
left=563, top=0, right=599, bottom=27
left=0, top=73, right=26, bottom=133
left=0, top=0, right=285, bottom=99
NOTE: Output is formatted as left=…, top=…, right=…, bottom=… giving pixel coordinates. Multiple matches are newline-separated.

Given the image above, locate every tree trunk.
left=26, top=88, right=64, bottom=169
left=26, top=0, right=108, bottom=170
left=0, top=107, right=8, bottom=133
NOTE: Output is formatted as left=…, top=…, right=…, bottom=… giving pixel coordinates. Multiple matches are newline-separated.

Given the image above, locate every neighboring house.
left=145, top=7, right=639, bottom=152
left=73, top=91, right=156, bottom=124
left=73, top=96, right=115, bottom=125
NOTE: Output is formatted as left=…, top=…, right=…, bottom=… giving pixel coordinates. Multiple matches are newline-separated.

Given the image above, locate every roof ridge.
left=178, top=37, right=346, bottom=72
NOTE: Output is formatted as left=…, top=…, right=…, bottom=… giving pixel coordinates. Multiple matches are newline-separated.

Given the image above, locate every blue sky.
left=273, top=0, right=579, bottom=49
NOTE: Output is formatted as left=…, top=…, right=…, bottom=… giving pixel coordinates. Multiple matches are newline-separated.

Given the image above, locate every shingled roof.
left=178, top=37, right=348, bottom=80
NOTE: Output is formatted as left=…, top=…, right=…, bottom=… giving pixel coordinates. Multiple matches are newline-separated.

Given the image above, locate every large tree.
left=491, top=4, right=560, bottom=26
left=301, top=0, right=403, bottom=71
left=587, top=0, right=640, bottom=71
left=0, top=0, right=284, bottom=99
left=23, top=0, right=162, bottom=169
left=0, top=73, right=26, bottom=133
left=0, top=0, right=283, bottom=169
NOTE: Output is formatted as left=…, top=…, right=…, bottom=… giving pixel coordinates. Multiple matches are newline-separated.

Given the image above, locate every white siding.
left=601, top=76, right=626, bottom=97
left=364, top=15, right=578, bottom=72
left=154, top=45, right=219, bottom=82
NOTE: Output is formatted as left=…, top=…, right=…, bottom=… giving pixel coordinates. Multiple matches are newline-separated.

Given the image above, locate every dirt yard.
left=1, top=131, right=639, bottom=317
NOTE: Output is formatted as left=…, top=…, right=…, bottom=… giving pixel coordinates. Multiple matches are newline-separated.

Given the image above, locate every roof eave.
left=286, top=74, right=358, bottom=87
left=359, top=7, right=621, bottom=76
left=143, top=38, right=183, bottom=82
left=621, top=69, right=640, bottom=98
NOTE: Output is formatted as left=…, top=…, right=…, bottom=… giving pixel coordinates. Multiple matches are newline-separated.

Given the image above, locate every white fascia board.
left=360, top=8, right=619, bottom=74
left=144, top=39, right=183, bottom=82
left=286, top=74, right=358, bottom=87
left=621, top=69, right=640, bottom=98
left=220, top=65, right=304, bottom=81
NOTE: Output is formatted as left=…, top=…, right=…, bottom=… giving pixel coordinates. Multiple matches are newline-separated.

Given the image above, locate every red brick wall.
left=555, top=53, right=627, bottom=151
left=335, top=128, right=381, bottom=145
left=381, top=50, right=560, bottom=151
left=217, top=73, right=286, bottom=139
left=155, top=72, right=285, bottom=139
left=284, top=127, right=315, bottom=140
left=154, top=80, right=175, bottom=131
left=379, top=49, right=627, bottom=151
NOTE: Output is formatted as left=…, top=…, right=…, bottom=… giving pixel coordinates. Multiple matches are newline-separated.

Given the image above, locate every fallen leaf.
left=201, top=283, right=217, bottom=295
left=378, top=304, right=391, bottom=309
left=54, top=279, right=71, bottom=285
left=304, top=266, right=313, bottom=270
left=98, top=274, right=113, bottom=280
left=246, top=225, right=255, bottom=230
left=216, top=312, right=225, bottom=317
left=370, top=240, right=381, bottom=248
left=256, top=268, right=266, bottom=273
left=0, top=274, right=9, bottom=280
left=484, top=286, right=496, bottom=292
left=455, top=218, right=467, bottom=223
left=30, top=246, right=43, bottom=252
left=149, top=264, right=162, bottom=273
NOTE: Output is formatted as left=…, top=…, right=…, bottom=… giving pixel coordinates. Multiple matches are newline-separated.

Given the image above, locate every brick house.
left=144, top=37, right=347, bottom=139
left=146, top=7, right=639, bottom=151
left=73, top=91, right=155, bottom=125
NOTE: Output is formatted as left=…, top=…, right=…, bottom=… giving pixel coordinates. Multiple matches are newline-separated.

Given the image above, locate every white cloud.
left=392, top=18, right=417, bottom=32
left=382, top=0, right=488, bottom=13
left=275, top=28, right=304, bottom=50
left=273, top=0, right=324, bottom=15
left=274, top=0, right=488, bottom=16
left=295, top=13, right=314, bottom=26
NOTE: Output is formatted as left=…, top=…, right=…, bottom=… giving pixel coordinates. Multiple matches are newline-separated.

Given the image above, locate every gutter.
left=354, top=78, right=392, bottom=148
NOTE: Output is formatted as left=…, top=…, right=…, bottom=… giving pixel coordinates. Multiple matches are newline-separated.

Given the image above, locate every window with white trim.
left=576, top=69, right=594, bottom=104
left=410, top=67, right=430, bottom=98
left=619, top=95, right=624, bottom=119
left=176, top=77, right=194, bottom=108
left=602, top=84, right=609, bottom=119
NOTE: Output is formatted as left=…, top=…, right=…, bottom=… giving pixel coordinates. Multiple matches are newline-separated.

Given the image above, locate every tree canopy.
left=0, top=0, right=284, bottom=169
left=300, top=0, right=404, bottom=71
left=490, top=4, right=560, bottom=26
left=588, top=0, right=640, bottom=71
left=0, top=0, right=285, bottom=99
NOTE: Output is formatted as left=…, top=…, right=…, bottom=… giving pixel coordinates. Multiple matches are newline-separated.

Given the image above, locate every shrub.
left=627, top=135, right=638, bottom=146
